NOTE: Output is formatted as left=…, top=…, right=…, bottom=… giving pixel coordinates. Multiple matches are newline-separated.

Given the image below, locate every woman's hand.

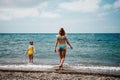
left=54, top=48, right=56, bottom=52
left=70, top=46, right=73, bottom=49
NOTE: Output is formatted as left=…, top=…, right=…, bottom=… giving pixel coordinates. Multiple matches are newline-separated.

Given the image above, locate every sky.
left=0, top=0, right=120, bottom=33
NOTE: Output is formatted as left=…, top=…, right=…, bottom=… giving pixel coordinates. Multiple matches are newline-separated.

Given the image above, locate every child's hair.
left=29, top=41, right=33, bottom=45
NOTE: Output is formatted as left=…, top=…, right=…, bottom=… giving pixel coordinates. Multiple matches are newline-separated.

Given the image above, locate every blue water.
left=0, top=33, right=120, bottom=67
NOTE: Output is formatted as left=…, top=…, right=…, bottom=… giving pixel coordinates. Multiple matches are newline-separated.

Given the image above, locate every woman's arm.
left=54, top=35, right=58, bottom=52
left=66, top=36, right=73, bottom=49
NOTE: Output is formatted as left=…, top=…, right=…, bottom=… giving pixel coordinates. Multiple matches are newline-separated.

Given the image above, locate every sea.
left=0, top=33, right=120, bottom=73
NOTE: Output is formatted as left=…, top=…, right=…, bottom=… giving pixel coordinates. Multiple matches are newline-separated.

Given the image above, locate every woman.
left=54, top=28, right=73, bottom=70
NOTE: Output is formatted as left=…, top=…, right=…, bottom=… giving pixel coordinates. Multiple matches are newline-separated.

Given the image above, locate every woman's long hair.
left=59, top=28, right=66, bottom=36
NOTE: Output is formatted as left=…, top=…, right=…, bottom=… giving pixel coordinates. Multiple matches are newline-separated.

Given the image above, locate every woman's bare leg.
left=59, top=48, right=66, bottom=69
left=58, top=49, right=63, bottom=70
left=58, top=49, right=62, bottom=63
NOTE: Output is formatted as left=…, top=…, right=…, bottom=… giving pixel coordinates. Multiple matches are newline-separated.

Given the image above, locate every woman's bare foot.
left=59, top=65, right=63, bottom=70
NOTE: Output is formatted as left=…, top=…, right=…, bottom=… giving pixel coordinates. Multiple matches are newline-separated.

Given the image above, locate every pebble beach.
left=0, top=70, right=120, bottom=80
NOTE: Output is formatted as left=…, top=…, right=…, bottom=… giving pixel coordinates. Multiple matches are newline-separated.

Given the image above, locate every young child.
left=26, top=41, right=35, bottom=63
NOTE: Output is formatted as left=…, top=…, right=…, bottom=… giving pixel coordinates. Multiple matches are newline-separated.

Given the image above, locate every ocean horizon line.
left=0, top=32, right=120, bottom=34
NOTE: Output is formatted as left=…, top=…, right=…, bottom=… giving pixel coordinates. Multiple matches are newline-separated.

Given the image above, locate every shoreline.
left=0, top=70, right=120, bottom=80
left=0, top=64, right=120, bottom=80
left=0, top=68, right=120, bottom=77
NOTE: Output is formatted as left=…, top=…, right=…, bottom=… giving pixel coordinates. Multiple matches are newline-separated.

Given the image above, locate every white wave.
left=71, top=65, right=120, bottom=71
left=0, top=64, right=54, bottom=70
left=0, top=64, right=120, bottom=76
left=63, top=63, right=120, bottom=71
left=70, top=65, right=120, bottom=75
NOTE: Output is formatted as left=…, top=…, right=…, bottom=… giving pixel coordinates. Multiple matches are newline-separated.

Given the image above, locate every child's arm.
left=33, top=46, right=36, bottom=53
left=24, top=47, right=28, bottom=55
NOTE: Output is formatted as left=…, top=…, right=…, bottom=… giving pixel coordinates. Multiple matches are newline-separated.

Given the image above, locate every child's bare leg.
left=28, top=55, right=33, bottom=63
left=29, top=55, right=31, bottom=63
left=31, top=55, right=33, bottom=63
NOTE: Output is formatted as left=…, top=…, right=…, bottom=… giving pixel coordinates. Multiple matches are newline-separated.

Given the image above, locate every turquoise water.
left=0, top=33, right=120, bottom=67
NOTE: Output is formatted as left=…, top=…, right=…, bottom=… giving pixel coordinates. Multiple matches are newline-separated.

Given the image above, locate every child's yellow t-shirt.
left=28, top=47, right=34, bottom=55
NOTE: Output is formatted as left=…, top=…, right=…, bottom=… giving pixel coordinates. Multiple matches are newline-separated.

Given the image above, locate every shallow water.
left=0, top=33, right=120, bottom=67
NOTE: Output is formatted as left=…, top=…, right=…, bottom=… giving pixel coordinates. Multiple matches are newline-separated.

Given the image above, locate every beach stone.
left=0, top=71, right=120, bottom=80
